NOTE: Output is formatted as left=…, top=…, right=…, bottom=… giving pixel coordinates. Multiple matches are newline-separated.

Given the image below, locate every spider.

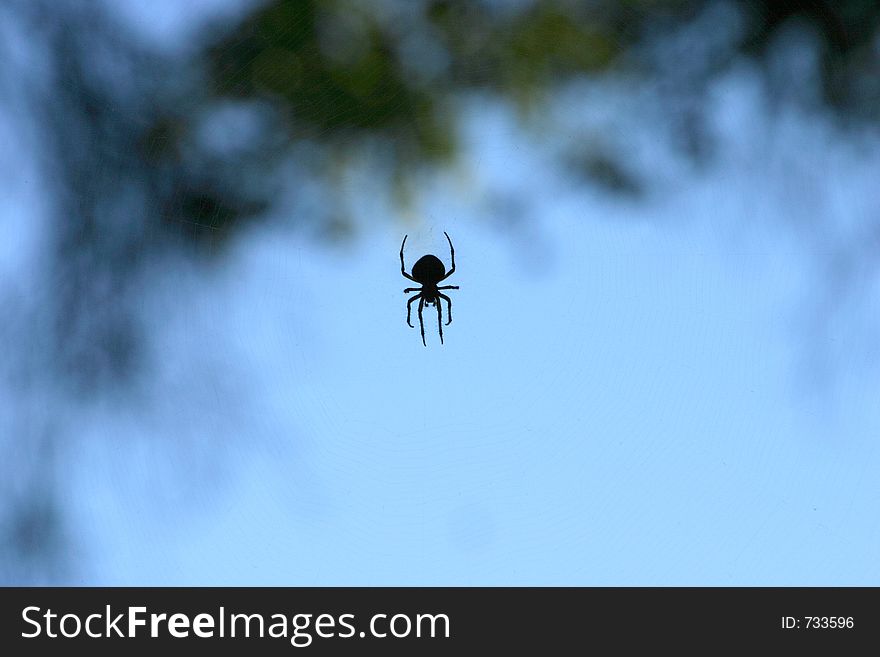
left=400, top=231, right=459, bottom=346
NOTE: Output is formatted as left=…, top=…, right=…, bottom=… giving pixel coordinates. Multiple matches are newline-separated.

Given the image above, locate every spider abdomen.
left=411, top=254, right=446, bottom=283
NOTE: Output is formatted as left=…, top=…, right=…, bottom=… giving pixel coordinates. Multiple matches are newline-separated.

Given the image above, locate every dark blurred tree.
left=197, top=0, right=880, bottom=225
left=742, top=0, right=880, bottom=118
left=3, top=0, right=879, bottom=582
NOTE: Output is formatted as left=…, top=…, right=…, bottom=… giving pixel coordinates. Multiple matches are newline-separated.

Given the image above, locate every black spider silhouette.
left=400, top=232, right=459, bottom=346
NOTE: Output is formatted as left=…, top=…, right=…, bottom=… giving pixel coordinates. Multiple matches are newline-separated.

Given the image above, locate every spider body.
left=411, top=255, right=446, bottom=284
left=400, top=232, right=459, bottom=346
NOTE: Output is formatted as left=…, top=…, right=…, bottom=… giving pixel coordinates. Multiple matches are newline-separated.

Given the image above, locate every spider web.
left=3, top=0, right=880, bottom=586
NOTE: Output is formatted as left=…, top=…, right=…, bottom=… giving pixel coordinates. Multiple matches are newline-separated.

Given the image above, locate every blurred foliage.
left=204, top=0, right=650, bottom=186
left=743, top=0, right=880, bottom=118
left=192, top=0, right=880, bottom=237
left=23, top=0, right=880, bottom=359
left=210, top=1, right=452, bottom=161
left=4, top=0, right=880, bottom=582
left=12, top=0, right=880, bottom=408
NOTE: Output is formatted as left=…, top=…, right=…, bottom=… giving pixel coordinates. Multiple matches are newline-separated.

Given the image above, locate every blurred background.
left=2, top=0, right=880, bottom=585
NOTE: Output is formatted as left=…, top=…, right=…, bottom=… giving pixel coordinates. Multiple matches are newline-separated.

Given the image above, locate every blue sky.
left=3, top=1, right=880, bottom=585
left=66, top=79, right=880, bottom=585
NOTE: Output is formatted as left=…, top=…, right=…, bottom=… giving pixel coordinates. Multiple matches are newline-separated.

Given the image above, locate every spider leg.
left=400, top=235, right=415, bottom=281
left=436, top=296, right=444, bottom=344
left=438, top=231, right=455, bottom=281
left=404, top=287, right=421, bottom=293
left=438, top=292, right=453, bottom=326
left=437, top=285, right=459, bottom=290
left=406, top=293, right=420, bottom=328
left=417, top=297, right=426, bottom=346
